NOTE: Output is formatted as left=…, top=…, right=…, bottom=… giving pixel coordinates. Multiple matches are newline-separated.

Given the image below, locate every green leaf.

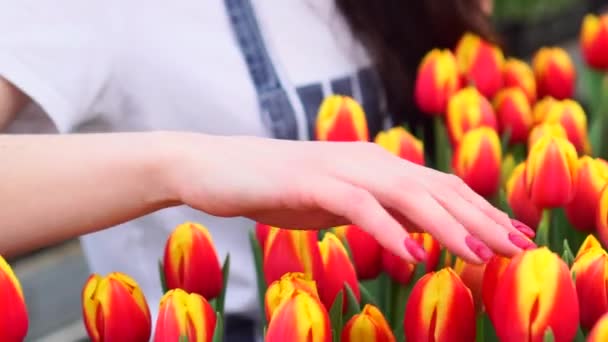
left=214, top=254, right=230, bottom=318
left=477, top=311, right=499, bottom=342
left=377, top=273, right=390, bottom=315
left=158, top=259, right=168, bottom=294
left=358, top=282, right=379, bottom=307
left=179, top=335, right=189, bottom=342
left=329, top=290, right=344, bottom=342
left=248, top=230, right=267, bottom=328
left=390, top=282, right=410, bottom=337
left=212, top=312, right=224, bottom=342
left=562, top=239, right=575, bottom=267
left=433, top=116, right=452, bottom=172
left=543, top=327, right=555, bottom=342
left=574, top=325, right=586, bottom=342
left=344, top=283, right=361, bottom=321
left=535, top=210, right=551, bottom=247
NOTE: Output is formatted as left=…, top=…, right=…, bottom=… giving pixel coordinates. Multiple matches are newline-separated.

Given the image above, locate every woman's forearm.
left=0, top=132, right=182, bottom=256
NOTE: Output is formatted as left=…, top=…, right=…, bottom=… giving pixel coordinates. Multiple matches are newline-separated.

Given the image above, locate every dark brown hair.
left=336, top=0, right=496, bottom=131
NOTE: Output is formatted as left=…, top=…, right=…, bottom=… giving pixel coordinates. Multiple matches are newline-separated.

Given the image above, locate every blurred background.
left=9, top=0, right=607, bottom=340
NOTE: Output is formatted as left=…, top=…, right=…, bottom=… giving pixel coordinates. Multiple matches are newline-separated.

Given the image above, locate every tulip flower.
left=316, top=95, right=369, bottom=141
left=153, top=289, right=216, bottom=342
left=82, top=272, right=151, bottom=342
left=334, top=225, right=382, bottom=280
left=255, top=222, right=272, bottom=251
left=503, top=58, right=537, bottom=103
left=265, top=291, right=331, bottom=342
left=596, top=186, right=608, bottom=247
left=532, top=47, right=576, bottom=99
left=525, top=135, right=578, bottom=208
left=576, top=234, right=603, bottom=258
left=532, top=96, right=557, bottom=124
left=404, top=268, right=475, bottom=342
left=382, top=233, right=441, bottom=285
left=446, top=86, right=498, bottom=146
left=0, top=256, right=28, bottom=342
left=506, top=162, right=542, bottom=229
left=565, top=157, right=608, bottom=231
left=455, top=32, right=504, bottom=98
left=571, top=245, right=608, bottom=330
left=493, top=87, right=533, bottom=144
left=588, top=312, right=608, bottom=342
left=374, top=126, right=425, bottom=165
left=318, top=232, right=360, bottom=310
left=265, top=272, right=320, bottom=321
left=163, top=222, right=223, bottom=300
left=264, top=228, right=324, bottom=286
left=452, top=127, right=502, bottom=197
left=492, top=247, right=579, bottom=342
left=527, top=122, right=567, bottom=152
left=580, top=14, right=608, bottom=70
left=414, top=48, right=461, bottom=115
left=453, top=258, right=486, bottom=312
left=481, top=255, right=511, bottom=319
left=341, top=304, right=396, bottom=342
left=543, top=99, right=591, bottom=155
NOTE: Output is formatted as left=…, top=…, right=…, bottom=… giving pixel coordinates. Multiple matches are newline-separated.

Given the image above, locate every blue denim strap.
left=224, top=0, right=299, bottom=140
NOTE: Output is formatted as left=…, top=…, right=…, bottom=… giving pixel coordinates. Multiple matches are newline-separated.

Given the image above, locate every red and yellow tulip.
left=564, top=157, right=608, bottom=231
left=543, top=99, right=591, bottom=155
left=580, top=14, right=608, bottom=70
left=455, top=32, right=504, bottom=98
left=446, top=87, right=498, bottom=146
left=577, top=234, right=604, bottom=259
left=82, top=272, right=151, bottom=342
left=255, top=222, right=273, bottom=252
left=452, top=127, right=502, bottom=198
left=481, top=255, right=511, bottom=319
left=0, top=256, right=28, bottom=342
left=153, top=289, right=216, bottom=342
left=527, top=122, right=568, bottom=152
left=404, top=267, right=475, bottom=342
left=414, top=48, right=461, bottom=115
left=453, top=258, right=486, bottom=312
left=382, top=233, right=441, bottom=285
left=492, top=247, right=579, bottom=342
left=163, top=222, right=223, bottom=300
left=525, top=135, right=578, bottom=208
left=588, top=312, right=608, bottom=342
left=532, top=47, right=576, bottom=100
left=316, top=95, right=369, bottom=141
left=596, top=186, right=608, bottom=248
left=334, top=225, right=382, bottom=280
left=265, top=272, right=319, bottom=321
left=532, top=96, right=558, bottom=124
left=341, top=304, right=396, bottom=342
left=263, top=228, right=324, bottom=286
left=503, top=58, right=537, bottom=104
left=265, top=291, right=331, bottom=342
left=374, top=126, right=425, bottom=165
left=493, top=87, right=533, bottom=144
left=318, top=232, right=360, bottom=310
left=571, top=243, right=608, bottom=330
left=506, top=162, right=542, bottom=229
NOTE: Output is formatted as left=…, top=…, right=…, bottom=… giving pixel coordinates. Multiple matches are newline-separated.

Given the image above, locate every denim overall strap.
left=224, top=0, right=299, bottom=140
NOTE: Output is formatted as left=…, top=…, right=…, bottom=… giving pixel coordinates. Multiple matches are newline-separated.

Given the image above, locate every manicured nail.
left=465, top=235, right=494, bottom=262
left=404, top=237, right=427, bottom=262
left=508, top=232, right=537, bottom=250
left=511, top=219, right=536, bottom=238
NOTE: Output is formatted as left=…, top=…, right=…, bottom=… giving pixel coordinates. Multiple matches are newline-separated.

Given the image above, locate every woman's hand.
left=169, top=133, right=535, bottom=264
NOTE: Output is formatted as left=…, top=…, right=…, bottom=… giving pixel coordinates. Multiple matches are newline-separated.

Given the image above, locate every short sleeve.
left=0, top=0, right=119, bottom=133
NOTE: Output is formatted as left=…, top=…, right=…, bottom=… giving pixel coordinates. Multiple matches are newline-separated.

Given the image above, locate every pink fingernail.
left=404, top=238, right=427, bottom=262
left=465, top=235, right=494, bottom=262
left=508, top=232, right=537, bottom=250
left=511, top=219, right=536, bottom=238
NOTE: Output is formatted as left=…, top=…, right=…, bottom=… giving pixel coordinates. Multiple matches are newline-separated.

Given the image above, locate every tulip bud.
left=503, top=58, right=537, bottom=103
left=334, top=225, right=382, bottom=280
left=564, top=157, right=608, bottom=231
left=255, top=222, right=272, bottom=252
left=455, top=32, right=504, bottom=98
left=153, top=289, right=216, bottom=342
left=265, top=272, right=319, bottom=321
left=404, top=268, right=475, bottom=342
left=264, top=228, right=324, bottom=286
left=588, top=312, right=608, bottom=342
left=453, top=258, right=486, bottom=312
left=527, top=122, right=567, bottom=152
left=316, top=95, right=369, bottom=141
left=163, top=222, right=223, bottom=300
left=543, top=99, right=591, bottom=155
left=492, top=247, right=579, bottom=342
left=506, top=162, right=542, bottom=229
left=82, top=272, right=151, bottom=342
left=580, top=14, right=608, bottom=70
left=452, top=127, right=502, bottom=197
left=532, top=96, right=557, bottom=124
left=318, top=232, right=360, bottom=310
left=265, top=291, right=331, bottom=342
left=382, top=233, right=441, bottom=285
left=0, top=256, right=28, bottom=342
left=526, top=135, right=578, bottom=208
left=374, top=127, right=425, bottom=165
left=571, top=246, right=608, bottom=330
left=341, top=304, right=396, bottom=342
left=481, top=255, right=511, bottom=319
left=414, top=49, right=461, bottom=115
left=493, top=87, right=533, bottom=144
left=532, top=47, right=576, bottom=100
left=576, top=234, right=603, bottom=258
left=446, top=87, right=498, bottom=146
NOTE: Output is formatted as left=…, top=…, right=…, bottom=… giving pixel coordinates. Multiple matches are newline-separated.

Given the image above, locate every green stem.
left=433, top=116, right=450, bottom=172
left=535, top=210, right=551, bottom=248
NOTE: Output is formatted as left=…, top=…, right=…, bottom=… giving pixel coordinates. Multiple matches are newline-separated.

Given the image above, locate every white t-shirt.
left=0, top=0, right=386, bottom=324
